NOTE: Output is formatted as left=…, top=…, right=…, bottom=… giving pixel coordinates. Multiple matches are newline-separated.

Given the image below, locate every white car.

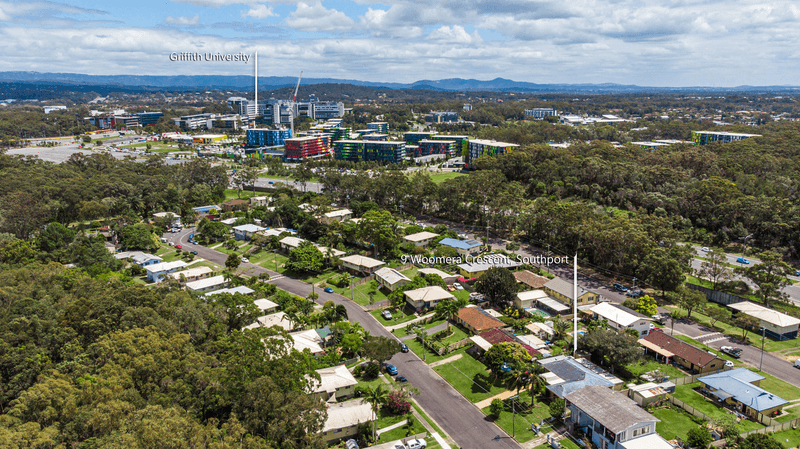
left=724, top=360, right=734, bottom=368
left=241, top=257, right=249, bottom=263
left=700, top=247, right=710, bottom=252
left=406, top=439, right=426, bottom=449
left=454, top=283, right=464, bottom=290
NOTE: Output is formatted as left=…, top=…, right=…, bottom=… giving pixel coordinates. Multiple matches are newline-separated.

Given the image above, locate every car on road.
left=396, top=376, right=408, bottom=383
left=720, top=346, right=742, bottom=358
left=241, top=257, right=249, bottom=263
left=796, top=271, right=800, bottom=276
left=382, top=310, right=393, bottom=320
left=626, top=289, right=644, bottom=298
left=701, top=247, right=710, bottom=252
left=192, top=241, right=198, bottom=245
left=175, top=244, right=183, bottom=249
left=268, top=181, right=274, bottom=184
left=613, top=283, right=628, bottom=292
left=736, top=257, right=750, bottom=264
left=400, top=343, right=409, bottom=353
left=324, top=286, right=334, bottom=293
left=190, top=251, right=198, bottom=255
left=406, top=438, right=427, bottom=449
left=385, top=364, right=398, bottom=376
left=795, top=359, right=800, bottom=369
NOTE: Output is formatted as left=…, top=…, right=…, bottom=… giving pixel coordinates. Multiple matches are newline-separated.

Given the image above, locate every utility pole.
left=511, top=396, right=517, bottom=437
left=759, top=327, right=766, bottom=371
left=632, top=277, right=638, bottom=290
left=740, top=233, right=754, bottom=256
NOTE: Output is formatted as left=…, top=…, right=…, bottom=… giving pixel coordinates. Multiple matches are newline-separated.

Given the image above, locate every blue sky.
left=0, top=0, right=798, bottom=86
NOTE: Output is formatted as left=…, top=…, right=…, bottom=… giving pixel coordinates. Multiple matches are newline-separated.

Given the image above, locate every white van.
left=160, top=238, right=167, bottom=243
left=168, top=242, right=175, bottom=247
left=795, top=359, right=800, bottom=369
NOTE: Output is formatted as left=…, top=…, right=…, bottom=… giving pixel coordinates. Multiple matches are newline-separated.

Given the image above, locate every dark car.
left=626, top=289, right=645, bottom=298
left=613, top=283, right=628, bottom=292
left=396, top=376, right=408, bottom=383
left=400, top=343, right=409, bottom=353
left=190, top=250, right=198, bottom=255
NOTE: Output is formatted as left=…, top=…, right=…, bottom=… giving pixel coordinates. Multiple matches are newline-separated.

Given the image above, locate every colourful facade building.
left=466, top=139, right=519, bottom=168
left=691, top=131, right=761, bottom=145
left=246, top=128, right=292, bottom=147
left=333, top=140, right=406, bottom=163
left=284, top=136, right=330, bottom=160
left=367, top=122, right=388, bottom=133
left=417, top=139, right=456, bottom=157
left=432, top=134, right=469, bottom=156
left=403, top=131, right=437, bottom=144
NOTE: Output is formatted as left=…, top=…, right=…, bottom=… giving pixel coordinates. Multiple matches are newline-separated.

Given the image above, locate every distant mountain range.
left=1, top=71, right=799, bottom=94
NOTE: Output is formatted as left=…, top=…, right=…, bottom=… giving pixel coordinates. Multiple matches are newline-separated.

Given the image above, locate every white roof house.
left=186, top=274, right=228, bottom=293
left=418, top=268, right=457, bottom=283
left=322, top=398, right=374, bottom=435
left=206, top=286, right=256, bottom=297
left=253, top=298, right=279, bottom=313
left=168, top=266, right=213, bottom=282
left=309, top=365, right=359, bottom=398
left=146, top=260, right=189, bottom=283
left=515, top=289, right=549, bottom=309
left=323, top=209, right=353, bottom=222
left=340, top=254, right=385, bottom=275
left=279, top=236, right=306, bottom=250
left=289, top=329, right=325, bottom=355
left=404, top=286, right=454, bottom=311
left=316, top=245, right=345, bottom=257
left=591, top=302, right=652, bottom=327
left=374, top=267, right=411, bottom=291
left=728, top=301, right=800, bottom=339
left=403, top=231, right=439, bottom=246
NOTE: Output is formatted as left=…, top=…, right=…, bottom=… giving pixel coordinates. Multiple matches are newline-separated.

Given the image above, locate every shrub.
left=363, top=363, right=379, bottom=379
left=354, top=364, right=364, bottom=377
left=489, top=399, right=503, bottom=419
left=686, top=427, right=713, bottom=449
left=387, top=390, right=411, bottom=415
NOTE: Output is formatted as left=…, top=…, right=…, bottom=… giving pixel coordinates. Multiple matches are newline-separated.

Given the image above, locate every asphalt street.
left=166, top=228, right=523, bottom=449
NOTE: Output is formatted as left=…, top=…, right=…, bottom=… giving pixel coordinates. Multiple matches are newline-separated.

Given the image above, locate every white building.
left=308, top=365, right=359, bottom=402
left=322, top=209, right=353, bottom=223
left=515, top=290, right=549, bottom=310
left=374, top=267, right=411, bottom=292
left=403, top=231, right=439, bottom=247
left=590, top=302, right=654, bottom=337
left=185, top=275, right=229, bottom=293
left=321, top=399, right=375, bottom=444
left=242, top=311, right=294, bottom=331
left=728, top=302, right=800, bottom=340
left=289, top=329, right=325, bottom=356
left=169, top=266, right=213, bottom=283
left=339, top=254, right=385, bottom=275
left=146, top=260, right=189, bottom=283
left=404, top=286, right=454, bottom=312
left=253, top=298, right=279, bottom=313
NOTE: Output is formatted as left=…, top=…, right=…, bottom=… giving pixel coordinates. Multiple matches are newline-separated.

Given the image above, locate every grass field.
left=623, top=359, right=687, bottom=381
left=480, top=391, right=555, bottom=443
left=426, top=172, right=466, bottom=184
left=370, top=305, right=420, bottom=326
left=433, top=352, right=504, bottom=403
left=672, top=383, right=764, bottom=432
left=652, top=406, right=705, bottom=442
left=771, top=428, right=800, bottom=447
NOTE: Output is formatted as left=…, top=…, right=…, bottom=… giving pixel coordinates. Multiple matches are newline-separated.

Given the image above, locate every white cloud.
left=286, top=2, right=354, bottom=32
left=243, top=4, right=277, bottom=19
left=172, top=0, right=246, bottom=6
left=427, top=26, right=482, bottom=45
left=165, top=14, right=200, bottom=25
left=0, top=7, right=11, bottom=21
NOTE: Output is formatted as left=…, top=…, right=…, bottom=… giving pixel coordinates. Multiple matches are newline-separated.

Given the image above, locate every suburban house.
left=418, top=267, right=458, bottom=284
left=526, top=322, right=555, bottom=340
left=374, top=267, right=411, bottom=292
left=728, top=302, right=800, bottom=340
left=114, top=251, right=162, bottom=267
left=479, top=328, right=540, bottom=358
left=590, top=302, right=654, bottom=337
left=206, top=286, right=256, bottom=297
left=539, top=355, right=623, bottom=398
left=185, top=275, right=229, bottom=293
left=457, top=306, right=505, bottom=334
left=404, top=286, right=454, bottom=312
left=628, top=382, right=675, bottom=407
left=221, top=198, right=249, bottom=212
left=242, top=311, right=295, bottom=331
left=220, top=217, right=238, bottom=226
left=233, top=224, right=266, bottom=241
left=289, top=329, right=325, bottom=356
left=152, top=211, right=181, bottom=225
left=145, top=260, right=189, bottom=283
left=515, top=289, right=549, bottom=310
left=456, top=259, right=522, bottom=278
left=316, top=245, right=345, bottom=259
left=514, top=270, right=550, bottom=289
left=253, top=298, right=279, bottom=314
left=544, top=277, right=600, bottom=307
left=308, top=365, right=358, bottom=402
left=250, top=196, right=270, bottom=207
left=698, top=368, right=788, bottom=419
left=565, top=385, right=675, bottom=449
left=321, top=399, right=375, bottom=444
left=403, top=231, right=439, bottom=247
left=168, top=266, right=213, bottom=283
left=639, top=331, right=725, bottom=374
left=279, top=236, right=306, bottom=252
left=322, top=209, right=353, bottom=223
left=438, top=238, right=483, bottom=257
left=339, top=254, right=385, bottom=276
left=193, top=205, right=219, bottom=218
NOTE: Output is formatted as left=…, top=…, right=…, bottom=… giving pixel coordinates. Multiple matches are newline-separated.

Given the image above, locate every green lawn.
left=771, top=428, right=800, bottom=447
left=394, top=318, right=447, bottom=338
left=376, top=416, right=427, bottom=444
left=433, top=352, right=504, bottom=403
left=757, top=371, right=800, bottom=401
left=623, top=359, right=687, bottom=381
left=652, top=406, right=705, bottom=442
left=777, top=405, right=800, bottom=423
left=403, top=337, right=465, bottom=365
left=672, top=383, right=764, bottom=432
left=370, top=305, right=420, bottom=326
left=480, top=391, right=555, bottom=443
left=426, top=172, right=466, bottom=184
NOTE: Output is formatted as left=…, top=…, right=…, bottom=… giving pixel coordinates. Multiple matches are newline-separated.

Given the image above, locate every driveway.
left=164, top=228, right=522, bottom=449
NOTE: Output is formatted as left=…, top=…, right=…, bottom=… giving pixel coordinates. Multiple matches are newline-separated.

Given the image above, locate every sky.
left=0, top=0, right=799, bottom=87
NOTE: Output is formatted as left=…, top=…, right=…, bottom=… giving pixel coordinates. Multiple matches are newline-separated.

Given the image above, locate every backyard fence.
left=686, top=283, right=747, bottom=306
left=350, top=274, right=376, bottom=287
left=668, top=396, right=714, bottom=422
left=739, top=418, right=800, bottom=438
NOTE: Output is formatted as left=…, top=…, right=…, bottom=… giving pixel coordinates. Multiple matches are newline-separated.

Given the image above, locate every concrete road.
left=165, top=228, right=522, bottom=449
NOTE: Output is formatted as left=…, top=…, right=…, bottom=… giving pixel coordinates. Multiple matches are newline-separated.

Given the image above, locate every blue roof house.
left=698, top=368, right=788, bottom=419
left=438, top=238, right=483, bottom=257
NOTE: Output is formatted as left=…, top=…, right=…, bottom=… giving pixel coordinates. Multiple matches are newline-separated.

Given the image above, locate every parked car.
left=701, top=247, right=710, bottom=252
left=175, top=244, right=183, bottom=249
left=736, top=257, right=750, bottom=264
left=241, top=257, right=249, bottom=263
left=324, top=286, right=334, bottom=293
left=190, top=250, right=198, bottom=255
left=168, top=242, right=175, bottom=246
left=720, top=346, right=742, bottom=358
left=454, top=283, right=464, bottom=290
left=400, top=343, right=409, bottom=353
left=613, top=283, right=628, bottom=292
left=406, top=438, right=427, bottom=449
left=396, top=376, right=408, bottom=383
left=382, top=310, right=393, bottom=320
left=385, top=364, right=398, bottom=376
left=192, top=241, right=198, bottom=245
left=725, top=360, right=734, bottom=368
left=626, top=289, right=644, bottom=298
left=795, top=359, right=800, bottom=369
left=344, top=439, right=359, bottom=449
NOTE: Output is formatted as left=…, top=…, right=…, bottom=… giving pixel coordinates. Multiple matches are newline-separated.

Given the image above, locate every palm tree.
left=527, top=364, right=546, bottom=406
left=364, top=384, right=389, bottom=441
left=504, top=367, right=531, bottom=398
left=552, top=315, right=570, bottom=342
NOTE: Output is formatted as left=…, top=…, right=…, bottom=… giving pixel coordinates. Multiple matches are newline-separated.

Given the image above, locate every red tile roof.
left=458, top=307, right=505, bottom=332
left=641, top=331, right=721, bottom=368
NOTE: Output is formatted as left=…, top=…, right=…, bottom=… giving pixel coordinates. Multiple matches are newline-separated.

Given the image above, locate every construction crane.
left=290, top=71, right=303, bottom=137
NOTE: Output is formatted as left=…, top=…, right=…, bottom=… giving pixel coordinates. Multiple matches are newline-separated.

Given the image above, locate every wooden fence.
left=686, top=283, right=747, bottom=306
left=740, top=418, right=800, bottom=438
